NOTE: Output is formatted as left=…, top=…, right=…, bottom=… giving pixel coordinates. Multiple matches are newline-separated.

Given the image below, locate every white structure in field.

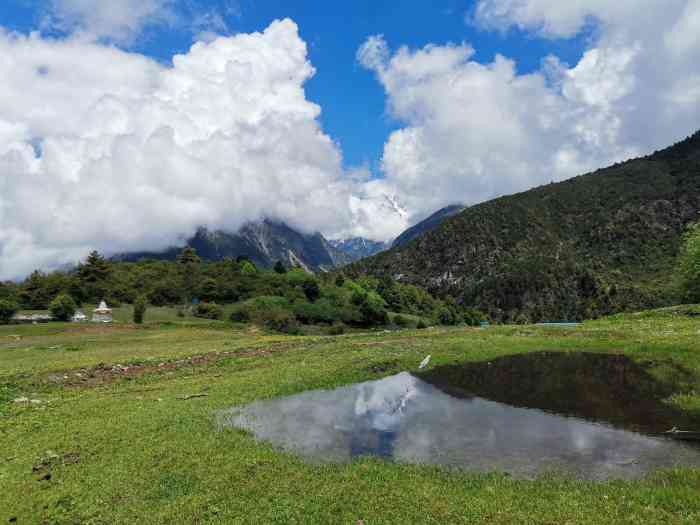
left=72, top=310, right=88, bottom=322
left=92, top=301, right=113, bottom=323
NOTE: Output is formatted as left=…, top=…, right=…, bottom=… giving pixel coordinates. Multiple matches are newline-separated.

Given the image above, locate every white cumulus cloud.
left=0, top=19, right=399, bottom=279
left=359, top=0, right=700, bottom=223
left=46, top=0, right=176, bottom=44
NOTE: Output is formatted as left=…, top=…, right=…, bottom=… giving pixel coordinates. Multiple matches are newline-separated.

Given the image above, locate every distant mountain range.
left=115, top=221, right=352, bottom=272
left=116, top=197, right=465, bottom=271
left=328, top=238, right=391, bottom=260
left=351, top=130, right=700, bottom=322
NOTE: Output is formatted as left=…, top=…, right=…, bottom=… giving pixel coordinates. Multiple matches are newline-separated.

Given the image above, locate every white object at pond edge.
left=419, top=355, right=431, bottom=369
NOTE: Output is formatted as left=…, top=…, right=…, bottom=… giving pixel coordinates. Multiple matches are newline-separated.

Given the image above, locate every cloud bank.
left=0, top=19, right=397, bottom=279
left=360, top=0, right=700, bottom=222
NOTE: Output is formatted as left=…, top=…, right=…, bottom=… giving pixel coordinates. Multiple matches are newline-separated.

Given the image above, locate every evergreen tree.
left=78, top=251, right=111, bottom=282
left=77, top=250, right=111, bottom=303
left=19, top=271, right=53, bottom=309
left=274, top=260, right=287, bottom=274
left=176, top=247, right=201, bottom=303
left=133, top=296, right=147, bottom=324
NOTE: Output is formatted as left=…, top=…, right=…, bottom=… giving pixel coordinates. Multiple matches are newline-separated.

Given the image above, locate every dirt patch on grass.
left=63, top=324, right=138, bottom=335
left=43, top=342, right=298, bottom=387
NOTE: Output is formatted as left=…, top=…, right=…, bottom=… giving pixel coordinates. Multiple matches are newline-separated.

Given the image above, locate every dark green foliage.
left=463, top=308, right=486, bottom=327
left=149, top=280, right=182, bottom=306
left=177, top=247, right=201, bottom=303
left=352, top=131, right=700, bottom=321
left=302, top=279, right=321, bottom=302
left=260, top=308, right=301, bottom=334
left=273, top=260, right=287, bottom=274
left=236, top=296, right=291, bottom=318
left=76, top=250, right=111, bottom=303
left=416, top=319, right=428, bottom=329
left=19, top=270, right=67, bottom=309
left=357, top=290, right=389, bottom=326
left=293, top=299, right=361, bottom=325
left=328, top=322, right=345, bottom=335
left=133, top=296, right=147, bottom=324
left=229, top=307, right=249, bottom=323
left=176, top=247, right=201, bottom=265
left=334, top=274, right=345, bottom=287
left=49, top=294, right=77, bottom=321
left=437, top=307, right=459, bottom=326
left=13, top=249, right=448, bottom=329
left=193, top=302, right=223, bottom=320
left=676, top=221, right=700, bottom=302
left=293, top=301, right=337, bottom=324
left=393, top=314, right=410, bottom=327
left=0, top=281, right=18, bottom=301
left=0, top=299, right=18, bottom=324
left=198, top=278, right=218, bottom=302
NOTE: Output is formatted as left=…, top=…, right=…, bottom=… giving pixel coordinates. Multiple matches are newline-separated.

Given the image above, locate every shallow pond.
left=219, top=353, right=700, bottom=480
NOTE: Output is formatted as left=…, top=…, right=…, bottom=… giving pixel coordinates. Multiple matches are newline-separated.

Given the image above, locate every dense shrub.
left=133, top=296, right=147, bottom=324
left=328, top=322, right=346, bottom=335
left=437, top=307, right=459, bottom=326
left=0, top=299, right=19, bottom=324
left=514, top=312, right=531, bottom=325
left=229, top=306, right=250, bottom=323
left=260, top=308, right=301, bottom=334
left=416, top=319, right=428, bottom=329
left=198, top=278, right=219, bottom=302
left=302, top=279, right=321, bottom=302
left=149, top=283, right=181, bottom=307
left=193, top=302, right=223, bottom=320
left=358, top=291, right=389, bottom=326
left=463, top=307, right=486, bottom=326
left=49, top=294, right=77, bottom=321
left=293, top=301, right=337, bottom=324
left=11, top=248, right=450, bottom=329
left=240, top=261, right=257, bottom=276
left=393, top=314, right=410, bottom=327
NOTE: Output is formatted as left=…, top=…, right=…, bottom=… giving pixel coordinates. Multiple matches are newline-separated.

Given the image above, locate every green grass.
left=2, top=307, right=700, bottom=523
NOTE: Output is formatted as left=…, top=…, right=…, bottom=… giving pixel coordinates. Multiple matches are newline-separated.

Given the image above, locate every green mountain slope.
left=350, top=131, right=700, bottom=322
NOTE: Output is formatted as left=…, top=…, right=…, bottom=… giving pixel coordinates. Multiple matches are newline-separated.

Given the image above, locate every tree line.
left=0, top=248, right=486, bottom=330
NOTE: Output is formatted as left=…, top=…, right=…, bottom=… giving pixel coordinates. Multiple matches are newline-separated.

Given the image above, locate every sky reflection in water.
left=219, top=372, right=700, bottom=480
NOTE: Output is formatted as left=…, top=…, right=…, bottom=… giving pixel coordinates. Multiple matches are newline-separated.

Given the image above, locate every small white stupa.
left=72, top=310, right=88, bottom=322
left=92, top=300, right=113, bottom=323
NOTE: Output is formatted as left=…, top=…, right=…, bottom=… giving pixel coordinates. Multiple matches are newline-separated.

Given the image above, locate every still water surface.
left=220, top=369, right=700, bottom=480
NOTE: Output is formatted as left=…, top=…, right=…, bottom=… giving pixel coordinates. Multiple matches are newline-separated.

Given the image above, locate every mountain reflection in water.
left=219, top=370, right=700, bottom=480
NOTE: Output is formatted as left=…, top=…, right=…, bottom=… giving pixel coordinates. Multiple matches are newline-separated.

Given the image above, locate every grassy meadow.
left=2, top=307, right=700, bottom=524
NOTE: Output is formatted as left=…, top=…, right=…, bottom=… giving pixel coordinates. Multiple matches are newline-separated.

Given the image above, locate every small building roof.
left=93, top=300, right=112, bottom=314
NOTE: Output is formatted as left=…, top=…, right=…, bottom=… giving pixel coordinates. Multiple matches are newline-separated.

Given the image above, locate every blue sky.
left=2, top=0, right=589, bottom=170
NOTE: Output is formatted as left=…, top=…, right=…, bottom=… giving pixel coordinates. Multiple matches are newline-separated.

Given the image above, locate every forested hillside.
left=350, top=131, right=700, bottom=322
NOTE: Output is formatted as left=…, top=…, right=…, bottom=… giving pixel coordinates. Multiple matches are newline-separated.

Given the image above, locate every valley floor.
left=2, top=308, right=700, bottom=524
